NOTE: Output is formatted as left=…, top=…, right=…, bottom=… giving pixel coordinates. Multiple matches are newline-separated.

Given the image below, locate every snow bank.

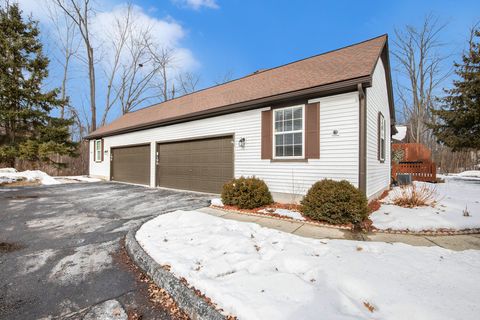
left=258, top=208, right=305, bottom=220
left=137, top=211, right=480, bottom=320
left=56, top=176, right=102, bottom=183
left=0, top=169, right=60, bottom=185
left=457, top=170, right=480, bottom=178
left=371, top=179, right=480, bottom=231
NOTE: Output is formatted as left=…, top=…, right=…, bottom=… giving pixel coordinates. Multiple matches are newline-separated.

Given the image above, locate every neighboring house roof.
left=87, top=34, right=393, bottom=139
left=393, top=125, right=407, bottom=142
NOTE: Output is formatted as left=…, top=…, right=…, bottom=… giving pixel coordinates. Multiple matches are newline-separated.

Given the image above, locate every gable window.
left=274, top=105, right=304, bottom=158
left=378, top=112, right=386, bottom=162
left=94, top=139, right=103, bottom=162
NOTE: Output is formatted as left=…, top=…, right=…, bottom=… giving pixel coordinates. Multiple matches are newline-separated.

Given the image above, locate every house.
left=86, top=35, right=395, bottom=202
left=392, top=125, right=407, bottom=143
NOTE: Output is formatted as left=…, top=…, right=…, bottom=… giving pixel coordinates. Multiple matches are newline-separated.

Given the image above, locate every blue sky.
left=17, top=0, right=480, bottom=125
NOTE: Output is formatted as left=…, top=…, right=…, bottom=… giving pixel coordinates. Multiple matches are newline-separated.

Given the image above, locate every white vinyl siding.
left=90, top=92, right=359, bottom=196
left=366, top=59, right=391, bottom=198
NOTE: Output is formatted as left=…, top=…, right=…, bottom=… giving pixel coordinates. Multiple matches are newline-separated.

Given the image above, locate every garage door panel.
left=111, top=145, right=150, bottom=185
left=157, top=136, right=233, bottom=193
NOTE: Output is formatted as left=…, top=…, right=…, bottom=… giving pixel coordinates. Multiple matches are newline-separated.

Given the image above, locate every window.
left=95, top=140, right=102, bottom=162
left=379, top=113, right=386, bottom=162
left=274, top=105, right=304, bottom=158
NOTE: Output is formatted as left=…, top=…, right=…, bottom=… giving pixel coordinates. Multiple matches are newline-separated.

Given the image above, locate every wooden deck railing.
left=392, top=162, right=437, bottom=182
left=392, top=143, right=432, bottom=162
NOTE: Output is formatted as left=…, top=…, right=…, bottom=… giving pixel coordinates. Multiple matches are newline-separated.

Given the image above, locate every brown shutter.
left=101, top=139, right=104, bottom=161
left=305, top=102, right=320, bottom=159
left=261, top=110, right=272, bottom=159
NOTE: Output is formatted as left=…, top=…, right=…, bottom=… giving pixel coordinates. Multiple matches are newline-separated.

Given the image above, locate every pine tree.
left=431, top=28, right=480, bottom=151
left=0, top=2, right=77, bottom=167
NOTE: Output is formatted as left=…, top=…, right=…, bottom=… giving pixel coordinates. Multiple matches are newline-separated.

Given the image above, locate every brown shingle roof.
left=87, top=35, right=388, bottom=138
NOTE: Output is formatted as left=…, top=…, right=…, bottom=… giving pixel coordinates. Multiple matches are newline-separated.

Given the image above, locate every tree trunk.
left=88, top=45, right=96, bottom=132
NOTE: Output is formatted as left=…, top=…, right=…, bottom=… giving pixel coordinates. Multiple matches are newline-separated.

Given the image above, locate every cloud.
left=91, top=5, right=198, bottom=72
left=172, top=0, right=219, bottom=10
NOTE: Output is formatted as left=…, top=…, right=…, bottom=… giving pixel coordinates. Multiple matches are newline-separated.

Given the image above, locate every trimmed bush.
left=301, top=179, right=368, bottom=225
left=221, top=176, right=273, bottom=209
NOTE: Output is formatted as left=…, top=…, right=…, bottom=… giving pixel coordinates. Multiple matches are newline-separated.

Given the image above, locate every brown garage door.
left=156, top=136, right=234, bottom=193
left=111, top=144, right=150, bottom=185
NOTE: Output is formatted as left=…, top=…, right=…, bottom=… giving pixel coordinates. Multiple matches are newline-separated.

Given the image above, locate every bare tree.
left=214, top=69, right=234, bottom=85
left=147, top=45, right=176, bottom=101
left=46, top=3, right=79, bottom=119
left=115, top=32, right=161, bottom=114
left=177, top=72, right=200, bottom=95
left=53, top=0, right=97, bottom=132
left=100, top=3, right=133, bottom=125
left=392, top=15, right=451, bottom=144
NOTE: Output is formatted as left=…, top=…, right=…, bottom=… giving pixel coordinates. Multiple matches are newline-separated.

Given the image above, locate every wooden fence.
left=392, top=162, right=437, bottom=182
left=7, top=141, right=89, bottom=176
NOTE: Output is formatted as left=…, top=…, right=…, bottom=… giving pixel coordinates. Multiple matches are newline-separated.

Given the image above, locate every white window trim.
left=379, top=113, right=386, bottom=162
left=95, top=139, right=102, bottom=162
left=272, top=104, right=305, bottom=160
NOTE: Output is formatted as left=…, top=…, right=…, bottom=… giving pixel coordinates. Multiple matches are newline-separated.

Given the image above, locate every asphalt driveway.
left=0, top=182, right=212, bottom=320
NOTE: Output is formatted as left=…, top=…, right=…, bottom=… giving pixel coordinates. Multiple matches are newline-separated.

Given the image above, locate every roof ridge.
left=126, top=34, right=388, bottom=115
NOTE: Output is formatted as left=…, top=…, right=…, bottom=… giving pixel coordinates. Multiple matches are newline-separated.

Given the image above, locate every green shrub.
left=301, top=179, right=368, bottom=225
left=221, top=176, right=273, bottom=209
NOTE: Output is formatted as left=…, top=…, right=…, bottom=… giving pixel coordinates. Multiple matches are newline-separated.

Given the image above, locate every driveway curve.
left=0, top=182, right=211, bottom=320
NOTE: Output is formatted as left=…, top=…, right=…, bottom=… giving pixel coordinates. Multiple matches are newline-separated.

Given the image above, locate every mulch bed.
left=212, top=203, right=354, bottom=230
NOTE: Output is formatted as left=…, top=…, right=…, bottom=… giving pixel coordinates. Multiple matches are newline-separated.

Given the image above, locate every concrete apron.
left=125, top=228, right=226, bottom=320
left=198, top=207, right=480, bottom=251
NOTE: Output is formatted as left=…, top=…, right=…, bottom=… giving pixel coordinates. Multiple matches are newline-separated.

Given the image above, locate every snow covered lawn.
left=0, top=168, right=101, bottom=186
left=137, top=211, right=480, bottom=320
left=371, top=179, right=480, bottom=231
left=440, top=170, right=480, bottom=181
left=0, top=168, right=59, bottom=185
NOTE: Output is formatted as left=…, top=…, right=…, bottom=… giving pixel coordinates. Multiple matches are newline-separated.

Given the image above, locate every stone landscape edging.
left=210, top=205, right=480, bottom=236
left=125, top=227, right=226, bottom=320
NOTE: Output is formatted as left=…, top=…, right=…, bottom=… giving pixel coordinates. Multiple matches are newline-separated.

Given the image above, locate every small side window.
left=95, top=140, right=103, bottom=162
left=378, top=113, right=386, bottom=162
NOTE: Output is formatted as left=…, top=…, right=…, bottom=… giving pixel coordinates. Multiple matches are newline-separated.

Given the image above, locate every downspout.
left=358, top=83, right=367, bottom=195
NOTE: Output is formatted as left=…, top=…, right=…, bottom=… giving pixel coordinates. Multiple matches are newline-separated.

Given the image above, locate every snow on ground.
left=457, top=170, right=480, bottom=178
left=0, top=168, right=59, bottom=185
left=258, top=208, right=305, bottom=220
left=211, top=198, right=224, bottom=207
left=137, top=211, right=480, bottom=320
left=439, top=170, right=480, bottom=181
left=371, top=179, right=480, bottom=231
left=55, top=176, right=102, bottom=183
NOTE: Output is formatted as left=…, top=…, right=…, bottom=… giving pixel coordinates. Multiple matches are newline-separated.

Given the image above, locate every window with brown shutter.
left=261, top=102, right=320, bottom=161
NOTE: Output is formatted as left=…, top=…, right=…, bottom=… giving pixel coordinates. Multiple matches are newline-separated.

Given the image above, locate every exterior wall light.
left=238, top=137, right=246, bottom=148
